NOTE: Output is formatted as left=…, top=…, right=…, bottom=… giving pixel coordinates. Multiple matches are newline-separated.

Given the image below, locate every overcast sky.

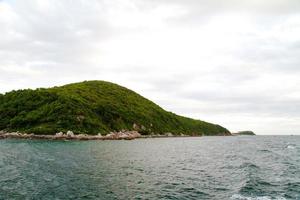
left=1, top=0, right=300, bottom=135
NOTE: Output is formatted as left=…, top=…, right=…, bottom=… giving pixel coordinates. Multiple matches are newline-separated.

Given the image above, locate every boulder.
left=133, top=123, right=139, bottom=130
left=166, top=132, right=173, bottom=137
left=55, top=132, right=64, bottom=137
left=5, top=132, right=20, bottom=136
left=66, top=131, right=74, bottom=137
left=76, top=115, right=85, bottom=122
left=118, top=132, right=129, bottom=139
left=129, top=131, right=141, bottom=138
left=106, top=132, right=114, bottom=138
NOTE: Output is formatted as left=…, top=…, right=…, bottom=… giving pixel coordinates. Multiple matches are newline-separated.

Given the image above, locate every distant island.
left=232, top=131, right=255, bottom=136
left=0, top=81, right=230, bottom=139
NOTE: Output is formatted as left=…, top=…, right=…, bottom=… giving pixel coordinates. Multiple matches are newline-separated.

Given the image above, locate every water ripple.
left=0, top=136, right=299, bottom=199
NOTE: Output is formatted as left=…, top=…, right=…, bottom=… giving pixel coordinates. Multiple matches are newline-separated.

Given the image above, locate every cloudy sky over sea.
left=1, top=0, right=300, bottom=134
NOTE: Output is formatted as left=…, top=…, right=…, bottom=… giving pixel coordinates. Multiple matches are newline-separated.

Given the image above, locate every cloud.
left=155, top=0, right=300, bottom=15
left=0, top=0, right=300, bottom=134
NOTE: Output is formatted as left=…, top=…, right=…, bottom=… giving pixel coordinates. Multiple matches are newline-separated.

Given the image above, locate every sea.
left=0, top=136, right=299, bottom=200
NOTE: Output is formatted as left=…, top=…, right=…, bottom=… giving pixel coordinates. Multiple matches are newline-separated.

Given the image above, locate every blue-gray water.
left=0, top=136, right=299, bottom=200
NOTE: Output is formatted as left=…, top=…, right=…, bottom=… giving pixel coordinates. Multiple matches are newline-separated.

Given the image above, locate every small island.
left=0, top=81, right=231, bottom=139
left=232, top=131, right=255, bottom=136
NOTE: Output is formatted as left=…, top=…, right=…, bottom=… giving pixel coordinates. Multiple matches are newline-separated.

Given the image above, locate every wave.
left=257, top=149, right=272, bottom=153
left=286, top=145, right=295, bottom=149
left=240, top=162, right=260, bottom=170
left=230, top=194, right=287, bottom=200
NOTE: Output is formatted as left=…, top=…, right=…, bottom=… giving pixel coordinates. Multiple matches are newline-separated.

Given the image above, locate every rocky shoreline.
left=0, top=130, right=231, bottom=141
left=0, top=130, right=142, bottom=140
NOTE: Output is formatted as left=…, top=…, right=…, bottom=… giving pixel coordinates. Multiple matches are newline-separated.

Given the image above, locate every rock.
left=118, top=132, right=128, bottom=139
left=102, top=130, right=141, bottom=140
left=55, top=132, right=64, bottom=137
left=106, top=132, right=114, bottom=138
left=76, top=134, right=86, bottom=138
left=129, top=131, right=141, bottom=138
left=75, top=134, right=91, bottom=140
left=0, top=130, right=5, bottom=135
left=66, top=131, right=74, bottom=137
left=77, top=134, right=87, bottom=137
left=0, top=130, right=143, bottom=140
left=5, top=132, right=20, bottom=136
left=76, top=115, right=85, bottom=122
left=166, top=132, right=173, bottom=137
left=133, top=123, right=139, bottom=130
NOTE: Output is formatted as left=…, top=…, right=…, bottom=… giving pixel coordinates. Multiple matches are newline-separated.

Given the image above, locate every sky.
left=1, top=0, right=300, bottom=135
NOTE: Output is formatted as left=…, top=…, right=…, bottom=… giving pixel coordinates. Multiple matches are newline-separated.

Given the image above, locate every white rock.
left=76, top=134, right=86, bottom=137
left=66, top=131, right=74, bottom=137
left=133, top=123, right=139, bottom=130
left=55, top=132, right=64, bottom=137
left=106, top=133, right=114, bottom=137
left=5, top=132, right=19, bottom=136
left=118, top=133, right=128, bottom=139
left=129, top=131, right=141, bottom=138
left=166, top=132, right=173, bottom=137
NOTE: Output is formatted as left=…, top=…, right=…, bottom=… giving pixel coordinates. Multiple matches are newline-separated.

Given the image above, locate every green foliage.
left=0, top=80, right=230, bottom=135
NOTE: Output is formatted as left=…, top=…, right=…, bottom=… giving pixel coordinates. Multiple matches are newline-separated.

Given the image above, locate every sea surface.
left=0, top=136, right=299, bottom=200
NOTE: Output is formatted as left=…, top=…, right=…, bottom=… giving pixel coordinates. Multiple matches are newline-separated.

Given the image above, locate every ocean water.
left=0, top=136, right=299, bottom=200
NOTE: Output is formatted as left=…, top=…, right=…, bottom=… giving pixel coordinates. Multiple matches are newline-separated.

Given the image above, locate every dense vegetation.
left=0, top=81, right=230, bottom=135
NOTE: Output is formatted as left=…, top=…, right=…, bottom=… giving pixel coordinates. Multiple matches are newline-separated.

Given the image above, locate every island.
left=0, top=80, right=231, bottom=140
left=232, top=131, right=255, bottom=136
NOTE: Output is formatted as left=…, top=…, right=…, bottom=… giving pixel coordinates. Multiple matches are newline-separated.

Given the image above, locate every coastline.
left=0, top=130, right=232, bottom=141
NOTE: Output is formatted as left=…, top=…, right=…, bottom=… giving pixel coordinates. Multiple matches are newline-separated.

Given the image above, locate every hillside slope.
left=0, top=81, right=230, bottom=135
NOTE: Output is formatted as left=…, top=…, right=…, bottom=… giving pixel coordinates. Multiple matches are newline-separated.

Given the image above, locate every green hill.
left=0, top=81, right=230, bottom=135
